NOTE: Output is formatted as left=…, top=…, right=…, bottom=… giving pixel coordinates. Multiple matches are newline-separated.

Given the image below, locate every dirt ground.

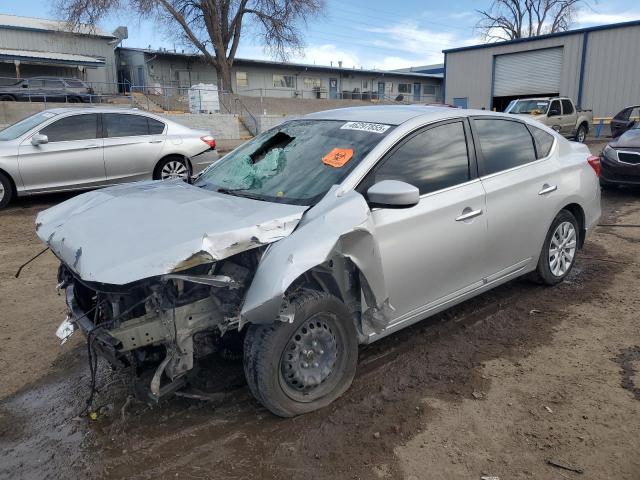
left=1, top=142, right=640, bottom=479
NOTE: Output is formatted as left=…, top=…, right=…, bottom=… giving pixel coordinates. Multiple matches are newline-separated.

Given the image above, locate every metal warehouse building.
left=0, top=14, right=124, bottom=93
left=443, top=20, right=640, bottom=118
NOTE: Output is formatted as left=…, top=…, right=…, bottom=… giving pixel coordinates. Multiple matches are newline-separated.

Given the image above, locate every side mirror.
left=367, top=180, right=419, bottom=209
left=31, top=133, right=48, bottom=146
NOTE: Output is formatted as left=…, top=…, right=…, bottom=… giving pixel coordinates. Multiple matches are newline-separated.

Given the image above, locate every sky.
left=2, top=0, right=640, bottom=70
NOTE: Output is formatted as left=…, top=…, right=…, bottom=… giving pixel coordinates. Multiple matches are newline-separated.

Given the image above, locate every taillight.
left=587, top=155, right=601, bottom=177
left=200, top=135, right=216, bottom=149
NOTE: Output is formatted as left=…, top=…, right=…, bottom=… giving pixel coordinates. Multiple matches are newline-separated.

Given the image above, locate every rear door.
left=102, top=113, right=166, bottom=183
left=560, top=99, right=577, bottom=135
left=472, top=117, right=559, bottom=279
left=18, top=113, right=105, bottom=193
left=358, top=119, right=487, bottom=323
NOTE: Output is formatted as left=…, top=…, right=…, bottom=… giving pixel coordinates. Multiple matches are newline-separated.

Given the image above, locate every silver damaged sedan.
left=0, top=107, right=218, bottom=208
left=36, top=106, right=601, bottom=417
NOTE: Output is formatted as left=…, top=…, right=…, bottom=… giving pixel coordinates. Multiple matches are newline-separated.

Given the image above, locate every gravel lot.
left=1, top=141, right=639, bottom=479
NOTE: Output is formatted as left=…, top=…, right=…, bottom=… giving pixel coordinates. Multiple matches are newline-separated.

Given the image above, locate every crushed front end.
left=58, top=250, right=260, bottom=400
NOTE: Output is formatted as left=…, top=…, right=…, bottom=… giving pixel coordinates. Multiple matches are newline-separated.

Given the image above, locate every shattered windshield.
left=506, top=100, right=549, bottom=115
left=195, top=119, right=393, bottom=205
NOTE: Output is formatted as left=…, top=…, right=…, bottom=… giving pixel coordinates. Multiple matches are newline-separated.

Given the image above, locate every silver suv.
left=37, top=106, right=601, bottom=417
left=0, top=107, right=218, bottom=208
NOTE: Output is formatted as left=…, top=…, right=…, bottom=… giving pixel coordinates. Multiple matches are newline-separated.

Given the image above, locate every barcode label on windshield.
left=340, top=122, right=390, bottom=133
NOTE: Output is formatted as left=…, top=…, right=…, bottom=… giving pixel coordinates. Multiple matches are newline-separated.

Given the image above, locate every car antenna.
left=14, top=247, right=49, bottom=278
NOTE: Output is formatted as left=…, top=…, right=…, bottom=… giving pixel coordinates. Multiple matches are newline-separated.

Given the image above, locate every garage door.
left=493, top=48, right=563, bottom=97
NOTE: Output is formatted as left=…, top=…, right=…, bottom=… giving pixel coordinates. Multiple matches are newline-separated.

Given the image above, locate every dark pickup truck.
left=0, top=77, right=94, bottom=103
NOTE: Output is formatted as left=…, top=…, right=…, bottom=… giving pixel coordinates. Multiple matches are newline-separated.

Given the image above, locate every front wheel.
left=0, top=172, right=14, bottom=209
left=575, top=124, right=588, bottom=143
left=243, top=290, right=358, bottom=417
left=533, top=210, right=579, bottom=285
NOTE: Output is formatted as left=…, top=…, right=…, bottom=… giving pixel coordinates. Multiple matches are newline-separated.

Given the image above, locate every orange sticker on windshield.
left=322, top=148, right=353, bottom=168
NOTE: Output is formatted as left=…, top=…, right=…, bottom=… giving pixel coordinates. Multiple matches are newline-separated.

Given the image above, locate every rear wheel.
left=575, top=124, right=588, bottom=143
left=0, top=172, right=14, bottom=209
left=532, top=210, right=579, bottom=285
left=154, top=156, right=190, bottom=181
left=599, top=178, right=618, bottom=190
left=243, top=290, right=358, bottom=417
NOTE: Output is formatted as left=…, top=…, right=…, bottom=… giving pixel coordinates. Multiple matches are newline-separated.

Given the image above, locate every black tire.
left=243, top=290, right=358, bottom=417
left=532, top=210, right=580, bottom=285
left=153, top=156, right=190, bottom=181
left=67, top=97, right=80, bottom=103
left=0, top=172, right=14, bottom=209
left=575, top=124, right=588, bottom=143
left=0, top=94, right=15, bottom=101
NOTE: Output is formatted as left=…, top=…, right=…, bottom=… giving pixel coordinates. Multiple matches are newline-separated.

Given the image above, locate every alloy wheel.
left=577, top=128, right=586, bottom=142
left=0, top=182, right=5, bottom=203
left=160, top=160, right=189, bottom=180
left=280, top=313, right=339, bottom=401
left=548, top=221, right=577, bottom=277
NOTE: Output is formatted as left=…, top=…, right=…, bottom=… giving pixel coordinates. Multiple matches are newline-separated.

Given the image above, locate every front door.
left=377, top=81, right=385, bottom=99
left=329, top=78, right=338, bottom=99
left=358, top=120, right=487, bottom=322
left=472, top=117, right=558, bottom=277
left=18, top=113, right=105, bottom=193
left=413, top=83, right=421, bottom=102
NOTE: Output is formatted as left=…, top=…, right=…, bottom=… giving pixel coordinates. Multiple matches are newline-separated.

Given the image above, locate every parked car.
left=0, top=77, right=94, bottom=103
left=0, top=107, right=218, bottom=208
left=505, top=97, right=593, bottom=142
left=600, top=121, right=640, bottom=188
left=37, top=106, right=601, bottom=417
left=610, top=105, right=640, bottom=138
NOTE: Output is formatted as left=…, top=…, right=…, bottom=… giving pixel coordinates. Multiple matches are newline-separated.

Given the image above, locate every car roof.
left=304, top=105, right=513, bottom=126
left=43, top=107, right=152, bottom=115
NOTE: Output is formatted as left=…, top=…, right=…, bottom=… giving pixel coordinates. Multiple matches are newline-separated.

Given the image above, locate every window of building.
left=363, top=121, right=470, bottom=195
left=385, top=82, right=393, bottom=93
left=474, top=119, right=537, bottom=175
left=362, top=80, right=369, bottom=90
left=236, top=71, right=248, bottom=87
left=40, top=114, right=98, bottom=142
left=303, top=77, right=321, bottom=89
left=528, top=125, right=555, bottom=159
left=104, top=113, right=156, bottom=137
left=273, top=74, right=295, bottom=88
left=561, top=99, right=574, bottom=115
left=398, top=83, right=412, bottom=93
left=423, top=85, right=436, bottom=95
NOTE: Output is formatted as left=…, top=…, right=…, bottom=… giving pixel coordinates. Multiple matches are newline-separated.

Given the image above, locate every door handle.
left=455, top=207, right=483, bottom=222
left=148, top=140, right=163, bottom=143
left=84, top=144, right=99, bottom=149
left=538, top=184, right=557, bottom=195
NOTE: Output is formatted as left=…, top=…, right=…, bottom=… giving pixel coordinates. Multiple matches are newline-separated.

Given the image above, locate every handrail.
left=234, top=96, right=259, bottom=135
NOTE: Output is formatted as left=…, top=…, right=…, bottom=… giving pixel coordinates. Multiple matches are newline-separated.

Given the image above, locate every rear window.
left=104, top=113, right=157, bottom=137
left=474, top=118, right=537, bottom=175
left=561, top=99, right=574, bottom=115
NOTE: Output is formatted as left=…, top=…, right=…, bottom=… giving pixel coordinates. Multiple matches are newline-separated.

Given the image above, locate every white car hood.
left=35, top=181, right=307, bottom=285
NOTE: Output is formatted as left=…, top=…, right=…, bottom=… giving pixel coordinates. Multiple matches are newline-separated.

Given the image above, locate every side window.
left=148, top=118, right=165, bottom=134
left=549, top=100, right=561, bottom=116
left=561, top=99, right=574, bottom=115
left=614, top=108, right=631, bottom=121
left=28, top=79, right=44, bottom=88
left=45, top=79, right=65, bottom=89
left=473, top=119, right=537, bottom=175
left=40, top=114, right=98, bottom=142
left=365, top=121, right=470, bottom=195
left=104, top=114, right=150, bottom=137
left=631, top=107, right=640, bottom=123
left=528, top=125, right=555, bottom=159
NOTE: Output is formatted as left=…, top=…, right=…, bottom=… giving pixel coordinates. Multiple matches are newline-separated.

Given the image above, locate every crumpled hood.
left=611, top=128, right=640, bottom=148
left=36, top=181, right=307, bottom=285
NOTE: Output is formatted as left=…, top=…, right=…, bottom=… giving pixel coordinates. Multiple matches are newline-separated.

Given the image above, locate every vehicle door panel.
left=17, top=113, right=105, bottom=193
left=547, top=100, right=563, bottom=134
left=472, top=117, right=558, bottom=276
left=102, top=113, right=166, bottom=183
left=560, top=99, right=577, bottom=135
left=359, top=120, right=487, bottom=321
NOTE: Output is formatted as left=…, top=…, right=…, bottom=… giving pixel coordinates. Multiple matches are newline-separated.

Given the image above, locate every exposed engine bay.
left=59, top=249, right=263, bottom=400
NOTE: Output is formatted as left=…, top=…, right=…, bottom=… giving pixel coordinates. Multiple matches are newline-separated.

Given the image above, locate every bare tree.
left=476, top=0, right=585, bottom=41
left=56, top=0, right=324, bottom=94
